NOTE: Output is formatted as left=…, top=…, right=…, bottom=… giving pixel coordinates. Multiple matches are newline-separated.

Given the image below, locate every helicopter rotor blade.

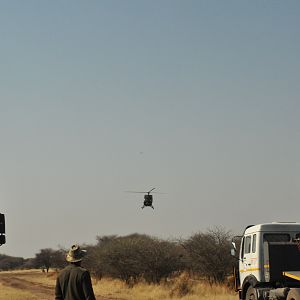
left=148, top=188, right=156, bottom=194
left=151, top=192, right=166, bottom=194
left=125, top=189, right=166, bottom=194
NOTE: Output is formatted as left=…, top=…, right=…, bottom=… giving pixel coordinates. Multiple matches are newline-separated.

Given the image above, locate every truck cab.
left=232, top=222, right=300, bottom=300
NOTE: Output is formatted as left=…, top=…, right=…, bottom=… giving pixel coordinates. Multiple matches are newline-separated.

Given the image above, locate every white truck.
left=231, top=222, right=300, bottom=300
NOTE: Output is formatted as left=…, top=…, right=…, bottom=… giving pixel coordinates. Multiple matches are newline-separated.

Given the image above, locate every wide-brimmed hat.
left=66, top=244, right=87, bottom=263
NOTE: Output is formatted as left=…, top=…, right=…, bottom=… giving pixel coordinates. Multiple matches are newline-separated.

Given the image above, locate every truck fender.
left=242, top=275, right=258, bottom=300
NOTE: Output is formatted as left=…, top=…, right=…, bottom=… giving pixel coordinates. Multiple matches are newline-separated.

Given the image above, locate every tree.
left=183, top=227, right=234, bottom=283
left=22, top=258, right=37, bottom=269
left=51, top=249, right=67, bottom=270
left=0, top=254, right=24, bottom=271
left=35, top=248, right=55, bottom=272
left=85, top=234, right=186, bottom=284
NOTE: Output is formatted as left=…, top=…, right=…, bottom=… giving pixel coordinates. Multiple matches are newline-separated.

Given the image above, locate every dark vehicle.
left=0, top=213, right=5, bottom=245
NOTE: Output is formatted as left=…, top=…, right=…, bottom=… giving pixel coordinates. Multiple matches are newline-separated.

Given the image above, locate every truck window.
left=244, top=236, right=251, bottom=254
left=263, top=233, right=290, bottom=242
left=252, top=234, right=256, bottom=253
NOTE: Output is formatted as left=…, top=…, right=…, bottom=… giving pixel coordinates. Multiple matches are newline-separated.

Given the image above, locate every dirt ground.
left=0, top=272, right=53, bottom=299
left=0, top=271, right=121, bottom=300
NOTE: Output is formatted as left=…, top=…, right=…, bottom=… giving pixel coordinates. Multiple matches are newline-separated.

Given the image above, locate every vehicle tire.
left=287, top=289, right=300, bottom=300
left=245, top=286, right=258, bottom=300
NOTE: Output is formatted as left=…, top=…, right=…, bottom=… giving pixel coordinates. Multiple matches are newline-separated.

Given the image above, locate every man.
left=55, top=244, right=96, bottom=300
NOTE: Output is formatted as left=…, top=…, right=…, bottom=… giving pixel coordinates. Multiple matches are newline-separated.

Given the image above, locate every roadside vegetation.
left=0, top=227, right=237, bottom=298
left=0, top=269, right=237, bottom=300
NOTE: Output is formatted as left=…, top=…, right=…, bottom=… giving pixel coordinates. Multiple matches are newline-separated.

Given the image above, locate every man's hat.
left=66, top=244, right=87, bottom=263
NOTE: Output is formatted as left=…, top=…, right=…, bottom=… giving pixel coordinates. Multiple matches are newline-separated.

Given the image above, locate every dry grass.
left=0, top=282, right=39, bottom=300
left=93, top=272, right=237, bottom=300
left=0, top=269, right=238, bottom=300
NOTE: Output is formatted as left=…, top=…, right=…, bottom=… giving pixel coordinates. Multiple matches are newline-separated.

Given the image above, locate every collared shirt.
left=55, top=264, right=96, bottom=300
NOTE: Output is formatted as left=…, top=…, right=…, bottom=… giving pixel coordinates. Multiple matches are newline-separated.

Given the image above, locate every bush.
left=85, top=234, right=187, bottom=284
left=183, top=227, right=234, bottom=283
left=0, top=254, right=24, bottom=270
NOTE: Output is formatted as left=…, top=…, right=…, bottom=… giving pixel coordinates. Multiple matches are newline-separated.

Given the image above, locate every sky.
left=0, top=1, right=300, bottom=258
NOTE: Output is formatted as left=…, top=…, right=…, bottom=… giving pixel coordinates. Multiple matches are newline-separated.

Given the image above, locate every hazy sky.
left=1, top=1, right=300, bottom=258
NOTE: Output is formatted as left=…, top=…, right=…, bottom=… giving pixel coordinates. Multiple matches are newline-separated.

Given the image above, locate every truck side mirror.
left=232, top=241, right=237, bottom=250
left=231, top=242, right=239, bottom=259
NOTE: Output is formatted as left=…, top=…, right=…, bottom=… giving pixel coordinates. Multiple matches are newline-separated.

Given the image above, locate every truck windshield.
left=263, top=233, right=290, bottom=242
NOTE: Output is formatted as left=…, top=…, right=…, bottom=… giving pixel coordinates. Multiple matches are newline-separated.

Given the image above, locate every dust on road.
left=0, top=272, right=122, bottom=300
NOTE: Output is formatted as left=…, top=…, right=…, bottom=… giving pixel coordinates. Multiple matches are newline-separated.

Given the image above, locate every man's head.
left=66, top=244, right=87, bottom=264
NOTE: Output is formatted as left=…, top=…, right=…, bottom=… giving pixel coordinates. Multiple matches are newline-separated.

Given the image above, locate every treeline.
left=0, top=227, right=235, bottom=284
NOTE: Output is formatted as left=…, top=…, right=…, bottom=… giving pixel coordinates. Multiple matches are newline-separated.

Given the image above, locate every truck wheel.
left=287, top=289, right=300, bottom=300
left=245, top=287, right=258, bottom=300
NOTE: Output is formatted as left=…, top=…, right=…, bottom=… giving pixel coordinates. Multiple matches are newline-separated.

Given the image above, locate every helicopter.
left=126, top=188, right=163, bottom=209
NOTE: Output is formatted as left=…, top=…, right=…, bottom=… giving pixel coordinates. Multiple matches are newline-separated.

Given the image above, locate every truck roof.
left=244, top=222, right=300, bottom=235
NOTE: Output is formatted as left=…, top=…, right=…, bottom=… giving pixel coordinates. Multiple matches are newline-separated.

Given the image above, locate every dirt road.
left=0, top=272, right=53, bottom=299
left=0, top=271, right=122, bottom=300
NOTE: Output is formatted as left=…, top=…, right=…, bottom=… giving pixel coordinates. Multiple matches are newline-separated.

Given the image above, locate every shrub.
left=182, top=226, right=234, bottom=283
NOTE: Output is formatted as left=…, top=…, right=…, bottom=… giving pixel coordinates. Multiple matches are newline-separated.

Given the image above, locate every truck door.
left=239, top=235, right=253, bottom=285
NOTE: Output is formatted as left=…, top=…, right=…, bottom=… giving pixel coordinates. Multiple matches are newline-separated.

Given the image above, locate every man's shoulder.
left=65, top=264, right=89, bottom=274
left=57, top=265, right=71, bottom=276
left=76, top=266, right=88, bottom=274
left=58, top=264, right=87, bottom=276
